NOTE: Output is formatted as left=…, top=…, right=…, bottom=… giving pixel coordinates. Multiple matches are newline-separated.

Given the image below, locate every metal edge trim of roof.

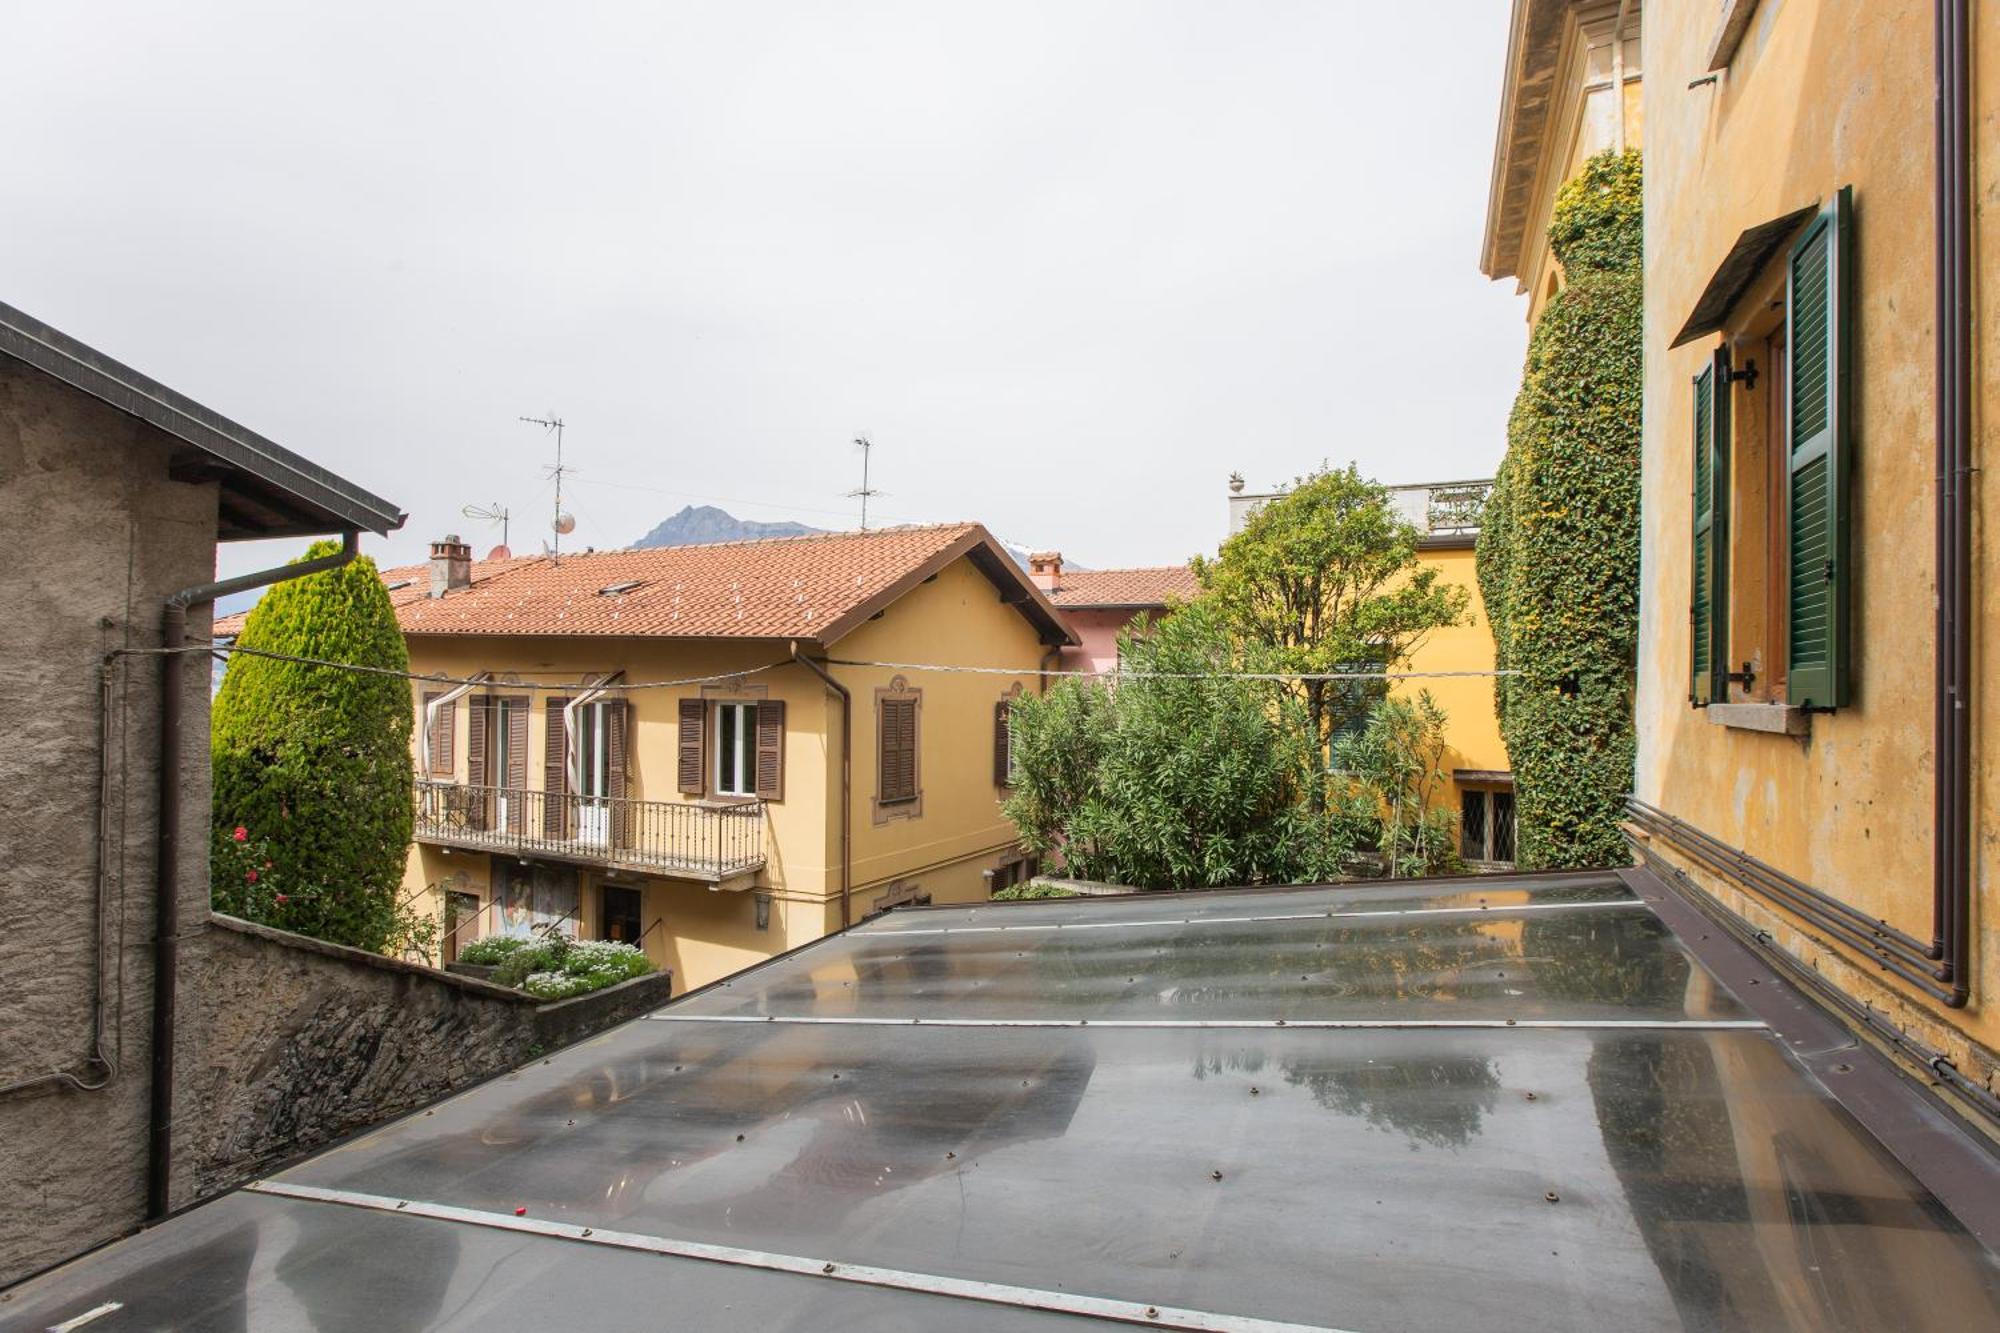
left=0, top=299, right=406, bottom=536
left=1669, top=204, right=1818, bottom=349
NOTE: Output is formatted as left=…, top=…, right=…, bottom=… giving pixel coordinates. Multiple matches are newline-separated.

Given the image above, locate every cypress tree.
left=210, top=540, right=414, bottom=950
left=1476, top=149, right=1643, bottom=868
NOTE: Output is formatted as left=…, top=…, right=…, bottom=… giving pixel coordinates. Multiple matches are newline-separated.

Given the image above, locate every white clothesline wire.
left=113, top=641, right=1519, bottom=690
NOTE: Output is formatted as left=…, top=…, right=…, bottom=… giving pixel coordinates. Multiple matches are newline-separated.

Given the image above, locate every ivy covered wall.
left=1477, top=150, right=1643, bottom=868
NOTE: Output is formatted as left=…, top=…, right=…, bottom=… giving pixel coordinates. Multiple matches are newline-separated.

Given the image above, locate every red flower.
left=232, top=826, right=248, bottom=843
left=245, top=870, right=259, bottom=884
left=274, top=893, right=288, bottom=905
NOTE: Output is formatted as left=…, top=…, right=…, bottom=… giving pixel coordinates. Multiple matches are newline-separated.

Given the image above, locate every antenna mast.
left=461, top=502, right=511, bottom=550
left=847, top=435, right=882, bottom=530
left=520, top=414, right=573, bottom=563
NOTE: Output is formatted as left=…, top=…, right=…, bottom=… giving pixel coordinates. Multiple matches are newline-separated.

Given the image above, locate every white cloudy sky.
left=7, top=1, right=1527, bottom=578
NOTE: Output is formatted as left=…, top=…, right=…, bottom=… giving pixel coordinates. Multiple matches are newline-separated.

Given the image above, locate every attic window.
left=598, top=580, right=644, bottom=596
left=383, top=579, right=412, bottom=592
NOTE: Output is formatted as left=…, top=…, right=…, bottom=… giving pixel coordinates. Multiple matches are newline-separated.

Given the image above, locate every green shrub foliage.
left=1476, top=149, right=1642, bottom=868
left=1330, top=692, right=1465, bottom=879
left=1195, top=463, right=1467, bottom=791
left=211, top=540, right=415, bottom=950
left=1003, top=601, right=1349, bottom=890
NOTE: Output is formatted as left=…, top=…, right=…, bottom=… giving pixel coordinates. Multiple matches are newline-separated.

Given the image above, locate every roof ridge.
left=1059, top=563, right=1196, bottom=576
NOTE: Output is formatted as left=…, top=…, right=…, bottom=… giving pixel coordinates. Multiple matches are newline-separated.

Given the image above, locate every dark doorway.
left=600, top=884, right=643, bottom=945
left=442, top=891, right=482, bottom=964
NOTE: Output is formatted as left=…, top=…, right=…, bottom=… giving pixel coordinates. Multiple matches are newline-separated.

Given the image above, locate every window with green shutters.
left=1689, top=348, right=1731, bottom=704
left=1784, top=188, right=1853, bottom=709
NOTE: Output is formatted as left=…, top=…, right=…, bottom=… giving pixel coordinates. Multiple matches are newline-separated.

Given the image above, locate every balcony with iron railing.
left=413, top=780, right=766, bottom=881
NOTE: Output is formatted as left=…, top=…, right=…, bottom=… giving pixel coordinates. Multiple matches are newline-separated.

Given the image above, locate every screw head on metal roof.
left=1211, top=1170, right=1224, bottom=1181
left=1145, top=1307, right=1160, bottom=1320
left=945, top=1150, right=956, bottom=1159
left=823, top=1263, right=837, bottom=1274
left=1250, top=1086, right=1260, bottom=1095
left=736, top=1133, right=746, bottom=1141
left=1544, top=1191, right=1560, bottom=1204
left=1524, top=1092, right=1538, bottom=1101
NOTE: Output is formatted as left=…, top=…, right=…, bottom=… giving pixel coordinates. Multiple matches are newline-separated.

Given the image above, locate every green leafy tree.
left=1004, top=602, right=1348, bottom=889
left=1194, top=464, right=1468, bottom=801
left=211, top=540, right=415, bottom=950
left=1476, top=148, right=1642, bottom=868
left=1331, top=693, right=1464, bottom=878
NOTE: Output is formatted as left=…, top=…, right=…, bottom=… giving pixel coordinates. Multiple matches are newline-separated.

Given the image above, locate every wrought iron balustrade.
left=414, top=780, right=765, bottom=878
left=1425, top=481, right=1493, bottom=535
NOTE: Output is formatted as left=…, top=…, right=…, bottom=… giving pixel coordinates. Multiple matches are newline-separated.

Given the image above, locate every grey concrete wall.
left=182, top=916, right=670, bottom=1197
left=0, top=360, right=219, bottom=1287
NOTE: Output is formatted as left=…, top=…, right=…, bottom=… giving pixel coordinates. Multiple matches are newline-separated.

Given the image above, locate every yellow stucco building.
left=331, top=525, right=1071, bottom=994
left=1487, top=0, right=2000, bottom=1126
left=1227, top=476, right=1514, bottom=864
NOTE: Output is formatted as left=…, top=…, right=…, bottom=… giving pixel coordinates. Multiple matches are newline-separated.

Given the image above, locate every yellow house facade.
left=1227, top=476, right=1514, bottom=864
left=356, top=524, right=1072, bottom=994
left=1487, top=0, right=2000, bottom=1126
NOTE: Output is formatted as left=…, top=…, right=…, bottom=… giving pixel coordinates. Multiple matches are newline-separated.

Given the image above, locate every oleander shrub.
left=1476, top=148, right=1642, bottom=868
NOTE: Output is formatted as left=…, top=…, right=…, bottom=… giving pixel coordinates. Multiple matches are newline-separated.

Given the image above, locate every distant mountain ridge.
left=634, top=505, right=821, bottom=548
left=631, top=504, right=1077, bottom=574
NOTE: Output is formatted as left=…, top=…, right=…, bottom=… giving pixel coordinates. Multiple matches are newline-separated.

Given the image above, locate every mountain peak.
left=634, top=505, right=822, bottom=549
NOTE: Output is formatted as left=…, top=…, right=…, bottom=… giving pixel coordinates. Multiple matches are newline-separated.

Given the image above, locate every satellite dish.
left=553, top=512, right=576, bottom=536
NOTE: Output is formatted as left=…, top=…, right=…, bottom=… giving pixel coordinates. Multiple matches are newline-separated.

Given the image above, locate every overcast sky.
left=8, top=1, right=1527, bottom=579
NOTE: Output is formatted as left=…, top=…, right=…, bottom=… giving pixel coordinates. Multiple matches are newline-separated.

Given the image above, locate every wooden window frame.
left=873, top=676, right=923, bottom=823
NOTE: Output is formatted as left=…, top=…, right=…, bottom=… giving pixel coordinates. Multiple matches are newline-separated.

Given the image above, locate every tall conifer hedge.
left=211, top=540, right=414, bottom=949
left=1476, top=150, right=1642, bottom=868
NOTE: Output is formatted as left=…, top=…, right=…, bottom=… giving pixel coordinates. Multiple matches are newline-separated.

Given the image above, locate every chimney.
left=429, top=534, right=472, bottom=597
left=1028, top=551, right=1062, bottom=591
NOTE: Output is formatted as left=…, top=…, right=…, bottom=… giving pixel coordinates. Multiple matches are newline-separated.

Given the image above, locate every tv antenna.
left=461, top=501, right=510, bottom=549
left=520, top=414, right=575, bottom=563
left=847, top=435, right=884, bottom=530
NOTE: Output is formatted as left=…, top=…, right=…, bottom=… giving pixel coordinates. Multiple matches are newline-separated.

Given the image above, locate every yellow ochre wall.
left=402, top=554, right=1046, bottom=993
left=1395, top=543, right=1508, bottom=810
left=1635, top=3, right=2000, bottom=1078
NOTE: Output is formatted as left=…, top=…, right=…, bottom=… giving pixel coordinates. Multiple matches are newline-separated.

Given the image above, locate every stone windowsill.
left=1705, top=702, right=1810, bottom=736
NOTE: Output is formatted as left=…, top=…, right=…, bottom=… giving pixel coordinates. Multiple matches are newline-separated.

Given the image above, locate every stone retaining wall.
left=180, top=915, right=670, bottom=1196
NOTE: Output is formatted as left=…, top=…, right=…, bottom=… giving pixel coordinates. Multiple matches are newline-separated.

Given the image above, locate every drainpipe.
left=1933, top=0, right=1972, bottom=1007
left=790, top=644, right=851, bottom=931
left=149, top=531, right=360, bottom=1220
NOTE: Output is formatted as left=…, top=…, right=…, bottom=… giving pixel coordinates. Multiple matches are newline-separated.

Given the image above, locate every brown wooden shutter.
left=880, top=697, right=917, bottom=803
left=993, top=699, right=1012, bottom=787
left=465, top=697, right=489, bottom=829
left=606, top=700, right=630, bottom=847
left=755, top=701, right=785, bottom=801
left=504, top=699, right=529, bottom=832
left=677, top=699, right=705, bottom=795
left=544, top=698, right=569, bottom=837
left=422, top=691, right=456, bottom=777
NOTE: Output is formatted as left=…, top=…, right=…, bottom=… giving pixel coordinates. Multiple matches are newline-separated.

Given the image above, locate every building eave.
left=0, top=299, right=406, bottom=540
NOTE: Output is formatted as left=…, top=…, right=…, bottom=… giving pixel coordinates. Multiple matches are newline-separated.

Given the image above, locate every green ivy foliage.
left=1546, top=148, right=1643, bottom=276
left=211, top=540, right=415, bottom=950
left=1476, top=149, right=1642, bottom=869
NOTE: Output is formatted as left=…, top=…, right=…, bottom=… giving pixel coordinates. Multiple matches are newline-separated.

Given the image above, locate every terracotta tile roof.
left=214, top=523, right=1076, bottom=646
left=1046, top=565, right=1199, bottom=609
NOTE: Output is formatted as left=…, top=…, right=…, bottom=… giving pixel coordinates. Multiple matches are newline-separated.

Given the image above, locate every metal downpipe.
left=148, top=531, right=360, bottom=1220
left=791, top=645, right=852, bottom=931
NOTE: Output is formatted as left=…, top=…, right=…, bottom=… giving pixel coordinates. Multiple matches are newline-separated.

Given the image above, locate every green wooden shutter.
left=1688, top=353, right=1732, bottom=704
left=1786, top=188, right=1853, bottom=709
